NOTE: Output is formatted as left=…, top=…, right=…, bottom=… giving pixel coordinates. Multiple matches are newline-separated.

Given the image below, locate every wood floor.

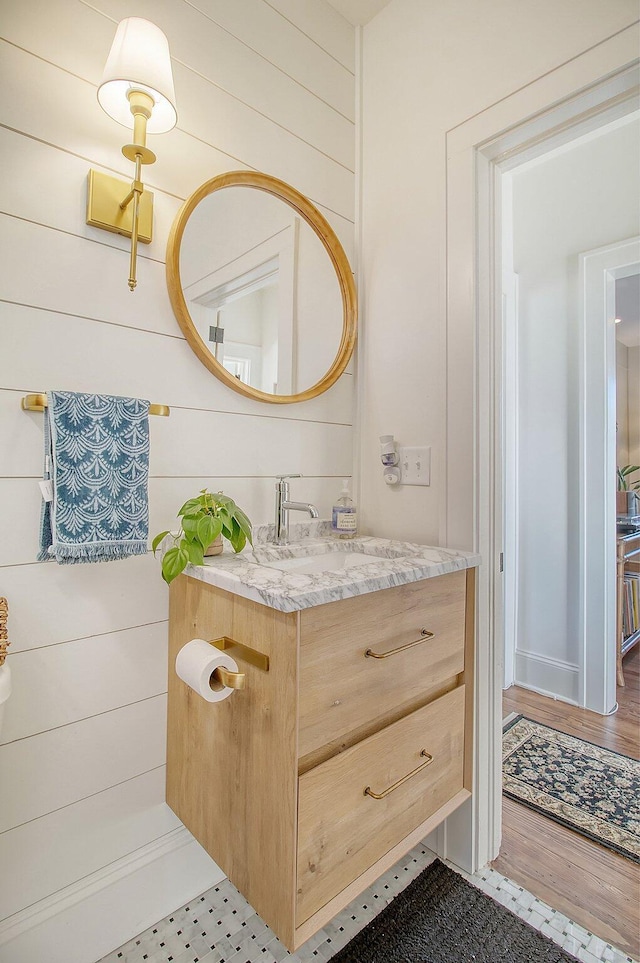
left=493, top=647, right=640, bottom=959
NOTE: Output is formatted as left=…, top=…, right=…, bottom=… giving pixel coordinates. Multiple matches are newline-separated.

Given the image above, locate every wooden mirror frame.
left=166, top=171, right=357, bottom=404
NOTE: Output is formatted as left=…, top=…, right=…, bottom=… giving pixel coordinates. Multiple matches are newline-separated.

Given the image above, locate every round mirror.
left=166, top=171, right=357, bottom=403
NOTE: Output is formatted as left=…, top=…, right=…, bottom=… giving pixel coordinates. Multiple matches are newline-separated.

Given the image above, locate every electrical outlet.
left=399, top=446, right=430, bottom=486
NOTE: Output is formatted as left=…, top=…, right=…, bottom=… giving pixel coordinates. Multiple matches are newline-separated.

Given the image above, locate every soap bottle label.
left=333, top=508, right=357, bottom=532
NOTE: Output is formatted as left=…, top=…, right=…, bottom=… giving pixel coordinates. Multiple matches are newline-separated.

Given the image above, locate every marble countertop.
left=182, top=521, right=481, bottom=613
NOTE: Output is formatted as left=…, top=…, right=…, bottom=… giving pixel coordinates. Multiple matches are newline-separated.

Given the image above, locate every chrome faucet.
left=273, top=474, right=319, bottom=545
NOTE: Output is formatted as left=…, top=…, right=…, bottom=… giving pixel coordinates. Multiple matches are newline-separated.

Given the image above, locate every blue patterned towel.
left=38, top=391, right=150, bottom=564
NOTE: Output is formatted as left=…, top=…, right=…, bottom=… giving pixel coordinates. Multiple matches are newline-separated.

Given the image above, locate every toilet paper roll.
left=175, top=639, right=240, bottom=703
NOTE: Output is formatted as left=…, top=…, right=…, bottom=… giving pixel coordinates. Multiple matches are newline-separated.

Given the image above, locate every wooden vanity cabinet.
left=166, top=567, right=475, bottom=951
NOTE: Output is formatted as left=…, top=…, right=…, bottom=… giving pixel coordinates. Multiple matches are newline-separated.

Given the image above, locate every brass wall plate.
left=210, top=636, right=270, bottom=672
left=87, top=169, right=153, bottom=243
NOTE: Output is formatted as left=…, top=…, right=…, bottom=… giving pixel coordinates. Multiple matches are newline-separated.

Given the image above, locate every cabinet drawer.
left=298, top=571, right=466, bottom=760
left=296, top=684, right=465, bottom=925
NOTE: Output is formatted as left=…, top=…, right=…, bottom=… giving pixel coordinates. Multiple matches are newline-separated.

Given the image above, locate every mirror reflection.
left=179, top=187, right=344, bottom=396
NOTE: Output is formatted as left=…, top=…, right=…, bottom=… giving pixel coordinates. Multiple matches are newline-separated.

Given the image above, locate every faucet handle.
left=276, top=473, right=302, bottom=482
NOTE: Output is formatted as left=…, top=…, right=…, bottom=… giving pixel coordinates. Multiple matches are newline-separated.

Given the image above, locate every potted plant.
left=616, top=465, right=640, bottom=516
left=152, top=489, right=253, bottom=584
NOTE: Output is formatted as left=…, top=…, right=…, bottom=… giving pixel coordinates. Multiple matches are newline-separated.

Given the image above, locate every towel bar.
left=21, top=393, right=169, bottom=416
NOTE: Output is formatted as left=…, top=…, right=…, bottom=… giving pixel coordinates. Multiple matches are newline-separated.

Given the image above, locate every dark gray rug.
left=328, top=859, right=578, bottom=962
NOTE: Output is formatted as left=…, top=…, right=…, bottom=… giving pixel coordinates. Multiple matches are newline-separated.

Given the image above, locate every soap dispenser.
left=332, top=479, right=357, bottom=539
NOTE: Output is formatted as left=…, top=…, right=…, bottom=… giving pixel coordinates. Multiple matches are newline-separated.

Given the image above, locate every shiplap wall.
left=0, top=1, right=355, bottom=959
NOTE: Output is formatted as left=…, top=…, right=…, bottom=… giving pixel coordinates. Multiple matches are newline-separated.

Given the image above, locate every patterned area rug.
left=503, top=716, right=640, bottom=863
left=329, top=859, right=579, bottom=962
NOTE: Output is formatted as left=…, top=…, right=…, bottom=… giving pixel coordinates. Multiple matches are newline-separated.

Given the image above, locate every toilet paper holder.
left=209, top=636, right=270, bottom=674
left=212, top=664, right=246, bottom=690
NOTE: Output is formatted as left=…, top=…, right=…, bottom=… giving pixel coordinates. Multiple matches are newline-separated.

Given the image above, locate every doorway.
left=492, top=119, right=640, bottom=958
left=444, top=50, right=640, bottom=874
left=500, top=121, right=640, bottom=716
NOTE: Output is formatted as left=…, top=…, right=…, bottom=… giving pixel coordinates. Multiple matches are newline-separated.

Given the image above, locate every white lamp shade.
left=98, top=18, right=177, bottom=134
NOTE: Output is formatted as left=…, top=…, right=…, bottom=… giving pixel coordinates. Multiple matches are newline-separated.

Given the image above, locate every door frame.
left=579, top=237, right=640, bottom=713
left=443, top=32, right=639, bottom=871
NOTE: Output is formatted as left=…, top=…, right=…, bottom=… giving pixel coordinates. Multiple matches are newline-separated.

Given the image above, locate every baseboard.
left=514, top=649, right=580, bottom=705
left=0, top=828, right=225, bottom=963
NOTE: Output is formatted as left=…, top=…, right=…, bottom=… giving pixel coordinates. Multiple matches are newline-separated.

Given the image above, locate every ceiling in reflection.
left=325, top=0, right=392, bottom=26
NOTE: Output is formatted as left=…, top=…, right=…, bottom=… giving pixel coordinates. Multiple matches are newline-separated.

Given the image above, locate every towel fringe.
left=45, top=541, right=149, bottom=564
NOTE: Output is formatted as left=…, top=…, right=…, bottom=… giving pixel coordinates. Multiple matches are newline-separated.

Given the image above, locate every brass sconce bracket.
left=87, top=90, right=158, bottom=290
left=122, top=89, right=156, bottom=165
left=87, top=170, right=154, bottom=243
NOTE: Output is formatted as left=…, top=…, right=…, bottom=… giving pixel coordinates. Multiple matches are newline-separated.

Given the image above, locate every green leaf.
left=618, top=465, right=640, bottom=491
left=178, top=497, right=202, bottom=516
left=184, top=540, right=205, bottom=566
left=211, top=516, right=223, bottom=542
left=217, top=507, right=232, bottom=532
left=151, top=530, right=170, bottom=555
left=181, top=516, right=199, bottom=539
left=228, top=518, right=247, bottom=553
left=197, top=514, right=220, bottom=549
left=161, top=546, right=189, bottom=584
left=234, top=507, right=253, bottom=544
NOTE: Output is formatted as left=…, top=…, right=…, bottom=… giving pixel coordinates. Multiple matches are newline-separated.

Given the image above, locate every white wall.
left=628, top=346, right=640, bottom=467
left=357, top=0, right=639, bottom=546
left=508, top=119, right=640, bottom=701
left=0, top=1, right=355, bottom=960
left=616, top=340, right=640, bottom=482
left=617, top=340, right=630, bottom=465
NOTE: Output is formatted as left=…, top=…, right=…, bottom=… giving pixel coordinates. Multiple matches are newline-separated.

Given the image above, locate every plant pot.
left=205, top=534, right=223, bottom=556
left=617, top=490, right=640, bottom=516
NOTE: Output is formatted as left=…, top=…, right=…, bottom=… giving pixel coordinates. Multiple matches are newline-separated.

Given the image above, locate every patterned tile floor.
left=98, top=840, right=638, bottom=963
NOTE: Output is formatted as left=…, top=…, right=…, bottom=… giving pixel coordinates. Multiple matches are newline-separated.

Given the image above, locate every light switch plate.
left=399, top=446, right=430, bottom=486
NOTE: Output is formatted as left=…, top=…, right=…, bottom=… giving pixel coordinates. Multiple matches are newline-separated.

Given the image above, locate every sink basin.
left=253, top=538, right=410, bottom=575
left=261, top=552, right=375, bottom=575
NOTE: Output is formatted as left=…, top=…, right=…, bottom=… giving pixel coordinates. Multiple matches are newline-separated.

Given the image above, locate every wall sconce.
left=86, top=18, right=177, bottom=291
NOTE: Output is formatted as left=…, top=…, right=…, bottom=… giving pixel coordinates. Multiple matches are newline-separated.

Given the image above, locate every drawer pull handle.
left=364, top=750, right=434, bottom=799
left=365, top=629, right=434, bottom=660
